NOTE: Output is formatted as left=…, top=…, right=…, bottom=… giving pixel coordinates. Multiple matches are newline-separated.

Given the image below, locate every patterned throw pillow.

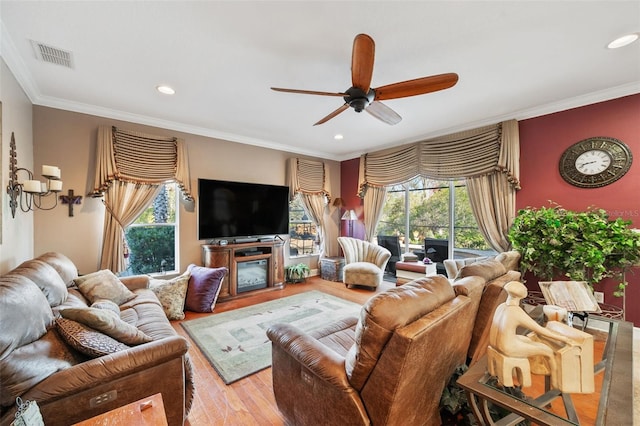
left=56, top=318, right=130, bottom=358
left=185, top=265, right=228, bottom=313
left=149, top=273, right=190, bottom=321
left=74, top=270, right=136, bottom=305
left=59, top=307, right=152, bottom=345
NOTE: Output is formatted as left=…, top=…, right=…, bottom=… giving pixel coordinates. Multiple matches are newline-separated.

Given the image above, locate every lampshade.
left=341, top=209, right=358, bottom=221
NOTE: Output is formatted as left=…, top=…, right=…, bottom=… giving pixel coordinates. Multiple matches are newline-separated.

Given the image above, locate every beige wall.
left=0, top=59, right=34, bottom=273
left=32, top=106, right=340, bottom=274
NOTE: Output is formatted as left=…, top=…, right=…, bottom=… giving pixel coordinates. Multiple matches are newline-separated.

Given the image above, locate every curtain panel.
left=357, top=120, right=520, bottom=250
left=91, top=126, right=193, bottom=201
left=93, top=126, right=194, bottom=273
left=286, top=158, right=332, bottom=256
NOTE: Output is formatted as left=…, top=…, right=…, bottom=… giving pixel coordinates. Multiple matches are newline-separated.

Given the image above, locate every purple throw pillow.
left=184, top=264, right=228, bottom=313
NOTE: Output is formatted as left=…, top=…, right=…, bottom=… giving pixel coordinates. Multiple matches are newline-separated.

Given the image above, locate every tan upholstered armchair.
left=266, top=276, right=485, bottom=425
left=338, top=236, right=391, bottom=289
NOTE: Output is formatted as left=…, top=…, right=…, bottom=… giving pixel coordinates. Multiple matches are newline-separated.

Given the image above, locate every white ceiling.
left=1, top=1, right=639, bottom=161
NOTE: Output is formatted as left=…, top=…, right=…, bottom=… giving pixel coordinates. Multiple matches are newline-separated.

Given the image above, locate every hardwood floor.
left=173, top=276, right=606, bottom=425
left=172, top=276, right=395, bottom=426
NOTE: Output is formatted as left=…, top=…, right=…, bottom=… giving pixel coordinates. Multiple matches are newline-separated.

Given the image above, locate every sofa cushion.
left=495, top=250, right=521, bottom=271
left=0, top=277, right=54, bottom=357
left=12, top=259, right=68, bottom=306
left=185, top=265, right=227, bottom=313
left=149, top=273, right=190, bottom=320
left=60, top=308, right=152, bottom=345
left=455, top=258, right=507, bottom=282
left=56, top=318, right=130, bottom=358
left=36, top=252, right=79, bottom=287
left=74, top=270, right=136, bottom=305
left=0, top=329, right=79, bottom=406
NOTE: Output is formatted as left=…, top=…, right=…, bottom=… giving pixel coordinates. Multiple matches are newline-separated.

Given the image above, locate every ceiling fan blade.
left=313, top=104, right=349, bottom=126
left=271, top=87, right=346, bottom=97
left=351, top=34, right=375, bottom=93
left=365, top=101, right=402, bottom=125
left=374, top=73, right=459, bottom=101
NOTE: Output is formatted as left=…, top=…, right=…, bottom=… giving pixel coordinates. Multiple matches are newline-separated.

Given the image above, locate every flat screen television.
left=197, top=178, right=289, bottom=241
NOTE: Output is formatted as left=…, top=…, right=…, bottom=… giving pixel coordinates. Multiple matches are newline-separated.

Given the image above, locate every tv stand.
left=201, top=240, right=285, bottom=301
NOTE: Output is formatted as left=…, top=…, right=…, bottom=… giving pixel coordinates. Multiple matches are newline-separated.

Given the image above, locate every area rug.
left=181, top=290, right=361, bottom=384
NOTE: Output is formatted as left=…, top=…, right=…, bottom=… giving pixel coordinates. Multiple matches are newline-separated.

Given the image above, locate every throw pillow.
left=59, top=307, right=152, bottom=345
left=74, top=270, right=136, bottom=305
left=56, top=318, right=130, bottom=358
left=90, top=299, right=121, bottom=315
left=455, top=259, right=507, bottom=282
left=185, top=264, right=227, bottom=313
left=149, top=273, right=190, bottom=321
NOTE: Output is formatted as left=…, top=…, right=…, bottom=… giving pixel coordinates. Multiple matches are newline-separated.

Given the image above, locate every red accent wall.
left=341, top=94, right=640, bottom=325
left=340, top=158, right=366, bottom=239
left=518, top=94, right=640, bottom=326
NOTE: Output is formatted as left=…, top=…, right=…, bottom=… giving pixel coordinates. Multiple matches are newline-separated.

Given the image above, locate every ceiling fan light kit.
left=271, top=33, right=458, bottom=126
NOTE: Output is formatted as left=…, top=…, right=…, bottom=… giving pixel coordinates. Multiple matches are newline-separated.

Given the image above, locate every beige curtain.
left=466, top=119, right=520, bottom=251
left=358, top=120, right=520, bottom=250
left=363, top=185, right=388, bottom=242
left=93, top=126, right=193, bottom=273
left=286, top=158, right=332, bottom=256
left=91, top=126, right=193, bottom=200
left=100, top=181, right=161, bottom=271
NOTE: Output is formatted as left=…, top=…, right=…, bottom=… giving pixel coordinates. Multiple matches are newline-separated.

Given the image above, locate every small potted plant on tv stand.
left=286, top=263, right=310, bottom=284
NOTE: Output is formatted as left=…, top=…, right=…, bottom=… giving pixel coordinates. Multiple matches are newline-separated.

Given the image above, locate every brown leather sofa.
left=267, top=251, right=520, bottom=425
left=0, top=252, right=194, bottom=426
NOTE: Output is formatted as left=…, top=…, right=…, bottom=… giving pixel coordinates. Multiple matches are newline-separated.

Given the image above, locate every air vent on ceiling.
left=31, top=40, right=74, bottom=69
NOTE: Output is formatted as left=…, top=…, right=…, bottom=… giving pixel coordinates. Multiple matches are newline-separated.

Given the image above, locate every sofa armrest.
left=119, top=275, right=150, bottom=290
left=267, top=323, right=351, bottom=389
left=22, top=336, right=188, bottom=401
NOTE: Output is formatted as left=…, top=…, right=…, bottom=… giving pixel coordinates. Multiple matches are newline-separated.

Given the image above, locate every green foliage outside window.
left=125, top=184, right=177, bottom=275
left=376, top=178, right=490, bottom=251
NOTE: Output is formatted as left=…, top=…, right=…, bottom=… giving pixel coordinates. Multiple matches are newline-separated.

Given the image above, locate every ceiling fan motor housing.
left=344, top=87, right=375, bottom=112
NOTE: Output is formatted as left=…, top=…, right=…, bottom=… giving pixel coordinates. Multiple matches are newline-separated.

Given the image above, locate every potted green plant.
left=286, top=263, right=310, bottom=283
left=508, top=202, right=640, bottom=296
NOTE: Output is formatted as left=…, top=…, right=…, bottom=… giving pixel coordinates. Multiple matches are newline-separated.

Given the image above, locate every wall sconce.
left=341, top=209, right=358, bottom=237
left=6, top=132, right=63, bottom=218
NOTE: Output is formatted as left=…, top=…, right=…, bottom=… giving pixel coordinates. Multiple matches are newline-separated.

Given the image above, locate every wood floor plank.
left=175, top=276, right=601, bottom=425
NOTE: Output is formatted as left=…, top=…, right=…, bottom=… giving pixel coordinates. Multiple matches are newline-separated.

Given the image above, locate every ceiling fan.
left=271, top=33, right=459, bottom=126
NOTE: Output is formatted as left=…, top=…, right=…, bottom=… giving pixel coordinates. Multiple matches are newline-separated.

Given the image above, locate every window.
left=124, top=183, right=178, bottom=275
left=288, top=195, right=319, bottom=257
left=375, top=177, right=495, bottom=259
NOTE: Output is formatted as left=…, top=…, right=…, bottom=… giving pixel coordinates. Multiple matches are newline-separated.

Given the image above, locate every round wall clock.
left=559, top=136, right=633, bottom=188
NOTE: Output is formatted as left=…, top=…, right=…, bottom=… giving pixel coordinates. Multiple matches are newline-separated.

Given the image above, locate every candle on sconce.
left=23, top=180, right=43, bottom=193
left=49, top=180, right=63, bottom=192
left=42, top=165, right=61, bottom=179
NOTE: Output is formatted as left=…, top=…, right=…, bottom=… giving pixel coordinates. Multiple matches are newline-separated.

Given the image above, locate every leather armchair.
left=338, top=237, right=391, bottom=289
left=267, top=275, right=485, bottom=425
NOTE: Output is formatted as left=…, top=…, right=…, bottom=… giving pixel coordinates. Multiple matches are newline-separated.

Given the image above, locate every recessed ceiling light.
left=607, top=33, right=639, bottom=49
left=334, top=134, right=344, bottom=140
left=156, top=85, right=175, bottom=95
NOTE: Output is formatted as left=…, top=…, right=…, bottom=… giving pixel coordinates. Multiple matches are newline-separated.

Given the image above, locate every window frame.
left=124, top=182, right=180, bottom=276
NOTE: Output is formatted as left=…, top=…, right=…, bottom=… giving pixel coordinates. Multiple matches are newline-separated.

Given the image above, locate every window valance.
left=286, top=158, right=330, bottom=201
left=91, top=126, right=193, bottom=201
left=358, top=120, right=520, bottom=196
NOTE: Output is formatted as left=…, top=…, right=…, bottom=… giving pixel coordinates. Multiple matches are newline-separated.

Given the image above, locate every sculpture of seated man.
left=488, top=281, right=578, bottom=390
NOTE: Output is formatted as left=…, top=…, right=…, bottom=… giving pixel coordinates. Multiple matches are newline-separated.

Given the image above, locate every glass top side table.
left=457, top=316, right=633, bottom=426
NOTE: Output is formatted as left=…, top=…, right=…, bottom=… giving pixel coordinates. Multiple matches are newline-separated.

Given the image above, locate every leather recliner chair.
left=266, top=275, right=485, bottom=425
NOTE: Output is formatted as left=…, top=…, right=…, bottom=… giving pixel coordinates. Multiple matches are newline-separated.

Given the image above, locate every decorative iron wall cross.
left=59, top=189, right=83, bottom=217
